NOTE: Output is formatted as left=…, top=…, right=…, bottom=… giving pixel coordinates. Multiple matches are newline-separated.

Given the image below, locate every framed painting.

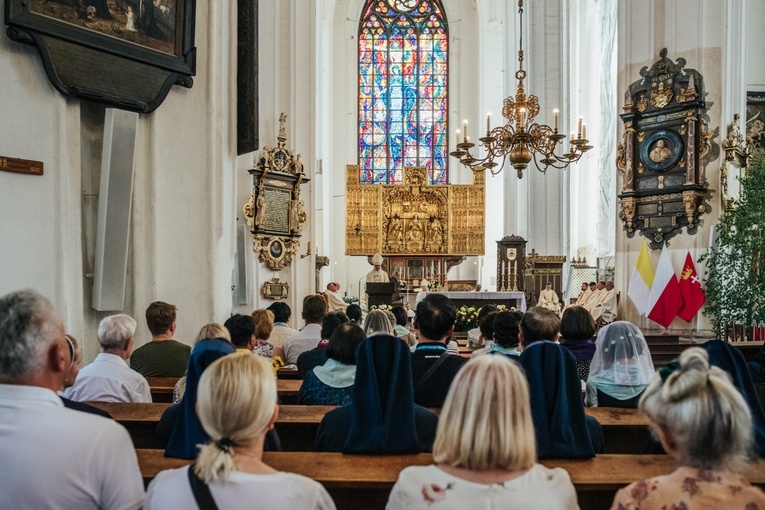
left=746, top=92, right=765, bottom=150
left=5, top=0, right=196, bottom=112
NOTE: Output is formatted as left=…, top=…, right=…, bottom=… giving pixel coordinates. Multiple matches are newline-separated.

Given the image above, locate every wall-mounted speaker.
left=236, top=224, right=249, bottom=305
left=92, top=109, right=138, bottom=311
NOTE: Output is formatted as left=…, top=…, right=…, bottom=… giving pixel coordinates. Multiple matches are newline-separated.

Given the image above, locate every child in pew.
left=146, top=355, right=336, bottom=510
left=611, top=347, right=765, bottom=509
left=387, top=355, right=578, bottom=509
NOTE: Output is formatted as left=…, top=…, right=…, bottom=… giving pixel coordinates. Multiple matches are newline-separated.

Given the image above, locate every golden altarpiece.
left=345, top=165, right=485, bottom=289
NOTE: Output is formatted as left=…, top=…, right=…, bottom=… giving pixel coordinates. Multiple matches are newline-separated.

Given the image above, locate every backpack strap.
left=414, top=350, right=451, bottom=393
left=187, top=463, right=219, bottom=510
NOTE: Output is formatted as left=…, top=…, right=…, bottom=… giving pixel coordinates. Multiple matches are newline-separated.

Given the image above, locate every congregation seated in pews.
left=5, top=287, right=765, bottom=509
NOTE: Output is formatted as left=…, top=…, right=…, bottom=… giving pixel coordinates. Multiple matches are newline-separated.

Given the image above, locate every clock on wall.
left=616, top=49, right=716, bottom=249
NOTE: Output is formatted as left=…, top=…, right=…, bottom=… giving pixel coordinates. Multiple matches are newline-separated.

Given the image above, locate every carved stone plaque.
left=261, top=187, right=291, bottom=233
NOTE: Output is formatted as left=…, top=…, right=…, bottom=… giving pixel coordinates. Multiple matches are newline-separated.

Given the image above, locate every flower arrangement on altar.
left=370, top=304, right=392, bottom=311
left=271, top=356, right=285, bottom=377
left=342, top=296, right=359, bottom=304
left=455, top=304, right=515, bottom=331
left=455, top=305, right=478, bottom=331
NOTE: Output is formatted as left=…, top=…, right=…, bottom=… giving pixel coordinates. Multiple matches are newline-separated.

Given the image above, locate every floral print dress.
left=611, top=466, right=765, bottom=509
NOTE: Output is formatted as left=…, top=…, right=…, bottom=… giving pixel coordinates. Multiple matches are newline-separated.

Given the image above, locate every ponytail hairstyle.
left=640, top=347, right=754, bottom=471
left=194, top=354, right=277, bottom=483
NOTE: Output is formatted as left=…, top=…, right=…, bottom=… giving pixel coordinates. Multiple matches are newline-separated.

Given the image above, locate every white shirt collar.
left=93, top=352, right=129, bottom=367
left=0, top=384, right=63, bottom=406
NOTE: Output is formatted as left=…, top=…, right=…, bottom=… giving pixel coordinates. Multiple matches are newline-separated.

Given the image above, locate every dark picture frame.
left=5, top=0, right=197, bottom=112
left=746, top=92, right=765, bottom=150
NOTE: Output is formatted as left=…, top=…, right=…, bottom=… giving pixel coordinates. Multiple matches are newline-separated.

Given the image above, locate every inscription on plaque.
left=649, top=216, right=674, bottom=228
left=0, top=156, right=44, bottom=176
left=638, top=203, right=659, bottom=215
left=262, top=187, right=291, bottom=233
left=663, top=201, right=685, bottom=213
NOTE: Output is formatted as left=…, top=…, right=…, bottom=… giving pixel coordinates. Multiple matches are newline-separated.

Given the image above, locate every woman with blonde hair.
left=250, top=309, right=275, bottom=358
left=387, top=355, right=577, bottom=509
left=611, top=347, right=765, bottom=509
left=147, top=355, right=335, bottom=509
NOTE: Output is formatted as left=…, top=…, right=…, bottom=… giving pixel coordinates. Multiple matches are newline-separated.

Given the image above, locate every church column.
left=616, top=0, right=736, bottom=332
left=521, top=0, right=567, bottom=256
left=249, top=0, right=318, bottom=314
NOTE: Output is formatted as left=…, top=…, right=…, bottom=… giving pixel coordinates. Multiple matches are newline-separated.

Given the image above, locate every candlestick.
left=577, top=116, right=583, bottom=137
left=582, top=123, right=587, bottom=140
left=307, top=241, right=312, bottom=252
left=456, top=129, right=461, bottom=146
left=486, top=112, right=492, bottom=134
left=520, top=108, right=527, bottom=129
left=463, top=119, right=468, bottom=140
left=553, top=109, right=559, bottom=131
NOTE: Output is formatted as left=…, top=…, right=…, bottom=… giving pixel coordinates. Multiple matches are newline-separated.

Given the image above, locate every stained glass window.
left=359, top=0, right=448, bottom=185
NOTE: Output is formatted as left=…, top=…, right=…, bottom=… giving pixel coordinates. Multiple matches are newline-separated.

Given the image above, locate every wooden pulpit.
left=367, top=283, right=394, bottom=308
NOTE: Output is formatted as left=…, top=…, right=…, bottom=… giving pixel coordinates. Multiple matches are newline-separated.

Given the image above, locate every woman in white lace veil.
left=584, top=321, right=655, bottom=407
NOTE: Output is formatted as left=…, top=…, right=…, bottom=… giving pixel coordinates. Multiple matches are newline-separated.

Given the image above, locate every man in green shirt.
left=130, top=301, right=191, bottom=377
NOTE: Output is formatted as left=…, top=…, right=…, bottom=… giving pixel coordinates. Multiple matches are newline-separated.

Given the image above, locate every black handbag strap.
left=414, top=350, right=450, bottom=393
left=187, top=463, right=219, bottom=510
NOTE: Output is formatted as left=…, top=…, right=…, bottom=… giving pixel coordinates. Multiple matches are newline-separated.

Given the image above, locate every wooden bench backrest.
left=135, top=449, right=765, bottom=489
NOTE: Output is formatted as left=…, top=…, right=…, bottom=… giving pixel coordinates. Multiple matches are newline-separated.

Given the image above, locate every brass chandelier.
left=450, top=0, right=593, bottom=178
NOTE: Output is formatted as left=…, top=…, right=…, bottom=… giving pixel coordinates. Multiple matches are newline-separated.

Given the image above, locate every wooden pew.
left=145, top=377, right=301, bottom=405
left=648, top=340, right=762, bottom=368
left=145, top=377, right=178, bottom=403
left=277, top=367, right=301, bottom=379
left=94, top=402, right=652, bottom=454
left=135, top=448, right=765, bottom=510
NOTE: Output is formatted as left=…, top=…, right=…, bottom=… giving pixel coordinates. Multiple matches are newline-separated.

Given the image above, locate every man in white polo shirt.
left=0, top=289, right=144, bottom=509
left=65, top=314, right=152, bottom=403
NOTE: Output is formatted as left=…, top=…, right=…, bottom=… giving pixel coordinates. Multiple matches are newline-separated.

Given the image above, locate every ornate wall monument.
left=616, top=48, right=716, bottom=249
left=345, top=165, right=485, bottom=256
left=243, top=114, right=309, bottom=270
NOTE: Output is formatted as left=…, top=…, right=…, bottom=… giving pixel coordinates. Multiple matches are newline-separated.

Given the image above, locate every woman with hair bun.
left=611, top=347, right=765, bottom=509
left=146, top=355, right=335, bottom=509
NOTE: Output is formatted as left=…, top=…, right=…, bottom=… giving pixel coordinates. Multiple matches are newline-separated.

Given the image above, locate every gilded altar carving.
left=720, top=114, right=752, bottom=212
left=345, top=165, right=485, bottom=256
left=616, top=48, right=715, bottom=249
left=243, top=113, right=310, bottom=270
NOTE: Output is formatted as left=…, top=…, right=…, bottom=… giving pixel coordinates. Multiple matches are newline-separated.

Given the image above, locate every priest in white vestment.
left=325, top=282, right=347, bottom=313
left=590, top=281, right=617, bottom=324
left=538, top=282, right=561, bottom=314
left=584, top=281, right=604, bottom=312
left=415, top=279, right=429, bottom=305
left=575, top=282, right=592, bottom=306
left=366, top=253, right=390, bottom=283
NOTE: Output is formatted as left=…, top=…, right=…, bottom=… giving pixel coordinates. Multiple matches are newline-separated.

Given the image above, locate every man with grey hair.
left=64, top=314, right=152, bottom=402
left=0, top=290, right=144, bottom=508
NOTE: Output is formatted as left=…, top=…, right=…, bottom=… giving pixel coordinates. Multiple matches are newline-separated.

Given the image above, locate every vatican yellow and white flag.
left=627, top=239, right=654, bottom=316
